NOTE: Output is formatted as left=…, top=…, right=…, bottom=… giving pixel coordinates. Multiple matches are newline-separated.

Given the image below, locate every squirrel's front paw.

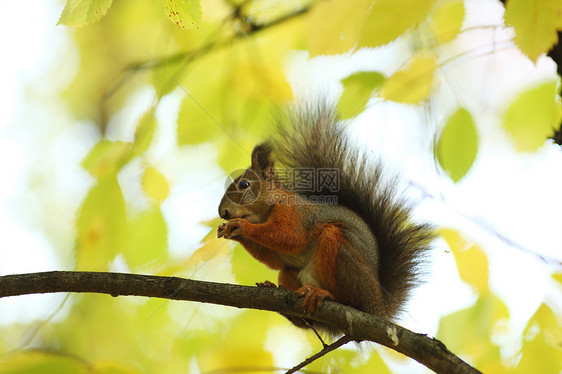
left=217, top=218, right=245, bottom=239
left=217, top=222, right=229, bottom=238
left=296, top=285, right=335, bottom=313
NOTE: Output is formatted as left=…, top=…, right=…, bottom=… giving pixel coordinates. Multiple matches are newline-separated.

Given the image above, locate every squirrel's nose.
left=220, top=209, right=230, bottom=220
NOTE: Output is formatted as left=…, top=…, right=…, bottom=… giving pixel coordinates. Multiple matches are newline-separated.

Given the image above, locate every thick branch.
left=0, top=271, right=480, bottom=374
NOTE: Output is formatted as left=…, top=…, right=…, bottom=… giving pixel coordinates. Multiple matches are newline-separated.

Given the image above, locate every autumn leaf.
left=306, top=0, right=370, bottom=56
left=134, top=109, right=157, bottom=153
left=440, top=228, right=489, bottom=293
left=504, top=0, right=562, bottom=62
left=163, top=0, right=202, bottom=30
left=380, top=54, right=437, bottom=104
left=502, top=80, right=562, bottom=152
left=338, top=72, right=385, bottom=119
left=430, top=0, right=465, bottom=43
left=57, top=0, right=113, bottom=27
left=142, top=166, right=170, bottom=204
left=359, top=0, right=437, bottom=48
left=81, top=140, right=134, bottom=178
left=76, top=176, right=127, bottom=270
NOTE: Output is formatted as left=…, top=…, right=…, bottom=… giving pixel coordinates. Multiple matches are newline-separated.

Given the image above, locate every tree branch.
left=0, top=271, right=480, bottom=374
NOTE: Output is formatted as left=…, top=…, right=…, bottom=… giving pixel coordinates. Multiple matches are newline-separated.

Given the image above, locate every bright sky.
left=0, top=1, right=561, bottom=370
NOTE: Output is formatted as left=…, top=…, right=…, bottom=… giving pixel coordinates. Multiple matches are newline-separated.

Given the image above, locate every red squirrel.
left=217, top=104, right=433, bottom=329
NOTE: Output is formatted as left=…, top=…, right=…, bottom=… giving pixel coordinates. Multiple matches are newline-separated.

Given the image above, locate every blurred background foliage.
left=0, top=0, right=561, bottom=373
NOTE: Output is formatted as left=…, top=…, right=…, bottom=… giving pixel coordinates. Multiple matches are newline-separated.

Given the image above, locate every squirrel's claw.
left=256, top=280, right=277, bottom=288
left=218, top=219, right=245, bottom=239
left=217, top=223, right=227, bottom=238
left=296, top=285, right=335, bottom=313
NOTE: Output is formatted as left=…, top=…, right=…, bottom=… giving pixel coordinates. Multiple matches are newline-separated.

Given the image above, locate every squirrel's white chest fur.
left=298, top=262, right=320, bottom=288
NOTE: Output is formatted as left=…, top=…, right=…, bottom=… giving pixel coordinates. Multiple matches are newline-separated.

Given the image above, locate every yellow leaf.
left=231, top=243, right=278, bottom=286
left=123, top=208, right=168, bottom=270
left=308, top=349, right=359, bottom=373
left=93, top=361, right=139, bottom=374
left=57, top=0, right=113, bottom=27
left=197, top=311, right=275, bottom=372
left=515, top=304, right=562, bottom=374
left=437, top=293, right=509, bottom=371
left=142, top=166, right=170, bottom=204
left=380, top=54, right=437, bottom=104
left=82, top=140, right=134, bottom=178
left=440, top=228, right=489, bottom=293
left=359, top=0, right=437, bottom=48
left=430, top=0, right=465, bottom=43
left=306, top=0, right=370, bottom=56
left=338, top=72, right=385, bottom=119
left=163, top=0, right=201, bottom=30
left=185, top=236, right=230, bottom=269
left=505, top=0, right=562, bottom=62
left=177, top=95, right=223, bottom=146
left=217, top=136, right=255, bottom=173
left=76, top=176, right=126, bottom=270
left=134, top=109, right=157, bottom=153
left=355, top=350, right=392, bottom=373
left=0, top=351, right=89, bottom=374
left=502, top=80, right=562, bottom=152
left=225, top=43, right=293, bottom=103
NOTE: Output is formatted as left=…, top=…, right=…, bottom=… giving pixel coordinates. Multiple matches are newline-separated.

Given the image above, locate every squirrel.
left=217, top=103, right=433, bottom=330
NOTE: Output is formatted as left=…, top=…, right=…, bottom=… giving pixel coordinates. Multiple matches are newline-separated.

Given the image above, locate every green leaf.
left=163, top=0, right=202, bottom=30
left=134, top=109, right=157, bottom=154
left=502, top=80, right=562, bottom=152
left=430, top=0, right=465, bottom=43
left=380, top=54, right=437, bottom=104
left=338, top=72, right=385, bottom=119
left=359, top=0, right=437, bottom=48
left=437, top=108, right=478, bottom=182
left=504, top=0, right=562, bottom=62
left=57, top=0, right=113, bottom=27
left=142, top=166, right=170, bottom=204
left=76, top=176, right=127, bottom=270
left=514, top=304, right=562, bottom=374
left=81, top=140, right=134, bottom=178
left=123, top=208, right=168, bottom=269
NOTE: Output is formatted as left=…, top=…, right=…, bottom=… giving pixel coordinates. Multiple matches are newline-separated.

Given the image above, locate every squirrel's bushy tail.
left=271, top=103, right=433, bottom=317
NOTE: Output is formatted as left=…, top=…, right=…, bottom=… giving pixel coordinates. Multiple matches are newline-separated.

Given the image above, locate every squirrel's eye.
left=238, top=180, right=250, bottom=189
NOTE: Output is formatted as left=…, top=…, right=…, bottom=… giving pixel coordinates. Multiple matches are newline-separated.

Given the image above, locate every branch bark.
left=0, top=271, right=480, bottom=374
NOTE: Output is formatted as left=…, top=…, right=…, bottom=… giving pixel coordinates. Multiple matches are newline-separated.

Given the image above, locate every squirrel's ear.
left=251, top=142, right=274, bottom=172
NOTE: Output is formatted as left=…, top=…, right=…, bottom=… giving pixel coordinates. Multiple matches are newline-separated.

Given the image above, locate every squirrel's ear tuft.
left=251, top=142, right=274, bottom=172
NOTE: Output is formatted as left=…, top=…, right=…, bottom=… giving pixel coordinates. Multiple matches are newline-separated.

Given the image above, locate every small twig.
left=285, top=335, right=354, bottom=374
left=304, top=319, right=328, bottom=348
